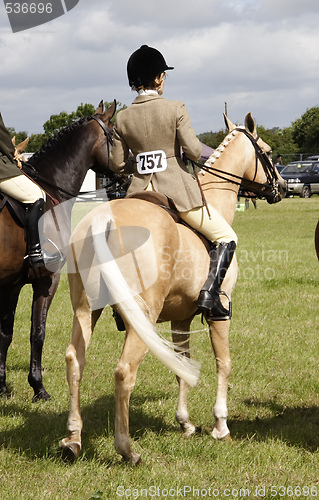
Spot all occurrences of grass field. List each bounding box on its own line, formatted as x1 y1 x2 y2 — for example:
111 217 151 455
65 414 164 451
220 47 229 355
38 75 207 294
0 196 318 499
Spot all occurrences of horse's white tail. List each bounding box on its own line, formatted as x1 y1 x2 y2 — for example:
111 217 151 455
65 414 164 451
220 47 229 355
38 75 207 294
91 213 200 387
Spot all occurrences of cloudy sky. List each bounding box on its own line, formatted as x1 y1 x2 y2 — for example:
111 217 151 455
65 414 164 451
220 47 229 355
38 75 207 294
1 0 319 137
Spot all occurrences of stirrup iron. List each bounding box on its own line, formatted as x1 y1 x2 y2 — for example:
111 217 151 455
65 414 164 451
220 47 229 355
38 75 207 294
205 291 232 321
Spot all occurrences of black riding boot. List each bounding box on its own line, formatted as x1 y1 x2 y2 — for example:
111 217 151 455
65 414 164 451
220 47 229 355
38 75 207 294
25 199 64 269
197 241 236 319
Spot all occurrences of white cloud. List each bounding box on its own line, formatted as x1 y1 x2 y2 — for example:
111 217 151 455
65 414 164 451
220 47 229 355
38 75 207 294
1 0 319 136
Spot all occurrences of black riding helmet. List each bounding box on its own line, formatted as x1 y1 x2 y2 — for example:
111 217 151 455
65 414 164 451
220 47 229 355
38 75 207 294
127 45 174 88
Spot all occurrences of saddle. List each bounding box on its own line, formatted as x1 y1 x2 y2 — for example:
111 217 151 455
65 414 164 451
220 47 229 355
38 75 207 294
127 191 180 222
127 191 210 251
0 192 26 227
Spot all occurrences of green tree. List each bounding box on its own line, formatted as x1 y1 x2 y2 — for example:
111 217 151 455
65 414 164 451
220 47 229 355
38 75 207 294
43 102 97 137
43 101 126 139
7 127 29 144
23 101 126 153
27 133 48 152
198 125 300 165
256 125 299 165
291 106 319 155
197 129 227 149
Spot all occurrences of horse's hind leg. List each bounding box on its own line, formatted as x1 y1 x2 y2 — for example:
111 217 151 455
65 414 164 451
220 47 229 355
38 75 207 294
29 273 60 401
0 285 22 397
60 274 102 461
209 320 231 440
114 325 148 465
172 319 197 438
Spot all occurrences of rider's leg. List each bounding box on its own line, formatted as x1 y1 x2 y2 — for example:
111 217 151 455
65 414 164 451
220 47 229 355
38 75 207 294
0 175 64 268
0 174 45 204
179 205 237 318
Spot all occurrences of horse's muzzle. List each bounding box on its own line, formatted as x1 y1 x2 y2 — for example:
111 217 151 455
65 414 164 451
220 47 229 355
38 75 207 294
266 179 287 204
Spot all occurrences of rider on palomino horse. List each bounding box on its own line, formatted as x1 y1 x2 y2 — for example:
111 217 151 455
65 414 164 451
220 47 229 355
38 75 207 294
0 112 64 268
110 45 237 320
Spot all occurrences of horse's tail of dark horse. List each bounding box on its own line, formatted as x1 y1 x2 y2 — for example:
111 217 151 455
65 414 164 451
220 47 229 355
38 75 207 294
91 213 200 387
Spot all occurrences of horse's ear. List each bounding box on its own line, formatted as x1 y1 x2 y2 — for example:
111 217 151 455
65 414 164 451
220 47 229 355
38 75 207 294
95 100 104 114
17 137 29 153
244 113 257 138
12 136 16 146
103 99 117 122
223 113 236 132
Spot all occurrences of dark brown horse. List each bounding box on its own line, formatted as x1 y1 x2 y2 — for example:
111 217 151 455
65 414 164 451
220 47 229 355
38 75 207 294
0 100 116 401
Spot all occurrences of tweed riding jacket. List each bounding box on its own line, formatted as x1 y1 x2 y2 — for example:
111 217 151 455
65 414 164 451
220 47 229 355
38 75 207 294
109 94 203 212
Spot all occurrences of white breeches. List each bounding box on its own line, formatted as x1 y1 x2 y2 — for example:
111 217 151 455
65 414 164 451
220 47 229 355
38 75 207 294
179 204 237 244
0 174 46 204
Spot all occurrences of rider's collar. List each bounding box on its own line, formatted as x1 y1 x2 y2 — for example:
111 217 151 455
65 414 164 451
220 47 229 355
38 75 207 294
137 89 159 96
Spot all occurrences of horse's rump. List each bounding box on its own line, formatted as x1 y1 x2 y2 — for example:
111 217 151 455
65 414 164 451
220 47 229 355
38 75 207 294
68 198 209 319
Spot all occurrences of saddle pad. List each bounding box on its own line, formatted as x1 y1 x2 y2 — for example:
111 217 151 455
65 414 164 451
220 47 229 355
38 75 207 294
0 192 26 227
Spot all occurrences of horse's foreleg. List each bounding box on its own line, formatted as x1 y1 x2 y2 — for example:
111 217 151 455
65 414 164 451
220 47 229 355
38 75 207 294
0 286 22 397
114 326 148 465
209 321 232 440
171 319 197 438
29 273 60 401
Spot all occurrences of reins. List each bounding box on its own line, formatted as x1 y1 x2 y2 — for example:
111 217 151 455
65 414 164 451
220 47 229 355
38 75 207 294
22 162 78 200
192 127 281 202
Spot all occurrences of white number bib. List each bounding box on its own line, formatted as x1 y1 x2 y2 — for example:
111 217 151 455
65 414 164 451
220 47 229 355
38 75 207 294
136 150 167 174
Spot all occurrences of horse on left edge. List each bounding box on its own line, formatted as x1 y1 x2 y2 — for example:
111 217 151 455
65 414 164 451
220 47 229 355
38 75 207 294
0 100 116 401
315 220 319 261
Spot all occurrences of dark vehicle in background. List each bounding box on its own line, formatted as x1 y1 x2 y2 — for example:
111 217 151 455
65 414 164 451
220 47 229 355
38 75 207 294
274 164 285 174
280 160 319 198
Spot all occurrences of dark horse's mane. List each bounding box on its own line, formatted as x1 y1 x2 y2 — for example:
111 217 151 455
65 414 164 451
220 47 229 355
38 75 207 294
28 116 94 168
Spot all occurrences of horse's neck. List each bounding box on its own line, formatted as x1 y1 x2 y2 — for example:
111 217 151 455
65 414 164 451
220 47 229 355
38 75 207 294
32 123 94 201
199 133 249 225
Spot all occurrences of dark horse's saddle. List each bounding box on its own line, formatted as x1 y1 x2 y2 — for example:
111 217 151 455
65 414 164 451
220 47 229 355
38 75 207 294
0 192 26 227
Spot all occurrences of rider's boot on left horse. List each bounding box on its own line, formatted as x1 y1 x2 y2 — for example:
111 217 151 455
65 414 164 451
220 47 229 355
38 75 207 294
197 241 236 319
25 199 64 268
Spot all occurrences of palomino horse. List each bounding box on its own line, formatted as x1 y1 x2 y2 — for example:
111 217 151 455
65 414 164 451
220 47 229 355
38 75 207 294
0 100 116 401
60 113 286 464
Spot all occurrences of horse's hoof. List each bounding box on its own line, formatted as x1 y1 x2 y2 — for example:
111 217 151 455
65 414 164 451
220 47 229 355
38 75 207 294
183 426 197 439
125 453 142 466
60 442 81 463
0 387 11 399
32 390 51 402
211 428 232 441
222 433 232 442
